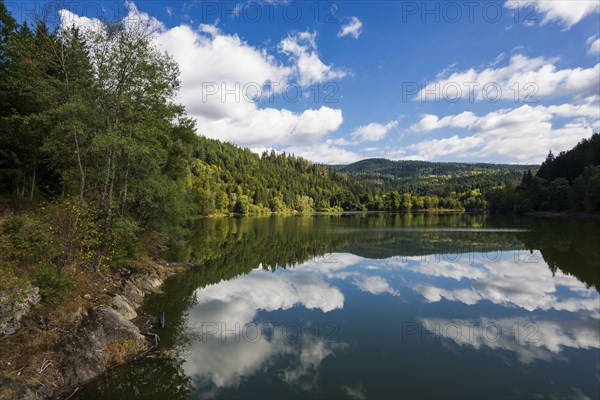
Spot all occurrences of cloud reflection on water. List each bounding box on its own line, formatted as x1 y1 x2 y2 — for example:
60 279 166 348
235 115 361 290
181 249 599 395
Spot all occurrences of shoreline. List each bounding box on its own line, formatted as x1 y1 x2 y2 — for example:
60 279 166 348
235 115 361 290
205 208 471 218
527 211 600 220
0 258 190 400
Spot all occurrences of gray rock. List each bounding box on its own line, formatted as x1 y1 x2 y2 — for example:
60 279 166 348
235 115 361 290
112 294 137 320
122 280 145 307
0 287 42 337
135 275 164 294
96 306 145 343
26 287 41 307
13 262 174 398
60 306 146 387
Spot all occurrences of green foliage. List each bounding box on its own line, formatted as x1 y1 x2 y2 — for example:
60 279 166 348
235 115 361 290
2 213 24 236
110 216 142 266
329 158 521 211
537 135 600 183
40 197 103 269
33 262 71 303
1 212 54 268
544 178 570 211
295 195 314 213
335 158 533 199
0 4 199 270
188 138 373 214
186 137 495 214
489 134 600 213
233 195 251 215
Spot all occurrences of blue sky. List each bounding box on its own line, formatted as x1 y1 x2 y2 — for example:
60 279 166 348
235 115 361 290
14 0 600 163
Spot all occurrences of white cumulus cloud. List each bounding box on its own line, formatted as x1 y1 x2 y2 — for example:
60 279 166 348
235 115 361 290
353 275 399 296
158 25 346 148
410 112 477 133
407 100 600 162
279 30 347 87
505 0 600 29
419 53 600 102
350 120 398 142
411 255 600 315
419 316 600 364
587 34 600 55
283 143 362 164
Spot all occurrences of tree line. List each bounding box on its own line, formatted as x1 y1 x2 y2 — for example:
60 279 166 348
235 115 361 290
188 136 493 215
488 134 600 213
335 158 533 201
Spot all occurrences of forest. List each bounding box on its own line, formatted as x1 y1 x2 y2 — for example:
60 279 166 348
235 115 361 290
334 159 534 196
186 136 506 215
488 134 600 213
2 3 600 399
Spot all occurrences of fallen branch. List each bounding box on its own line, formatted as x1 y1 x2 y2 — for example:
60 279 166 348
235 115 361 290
65 387 79 400
11 367 25 375
38 359 52 374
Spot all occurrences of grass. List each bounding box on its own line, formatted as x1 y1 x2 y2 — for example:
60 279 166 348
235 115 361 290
105 339 147 365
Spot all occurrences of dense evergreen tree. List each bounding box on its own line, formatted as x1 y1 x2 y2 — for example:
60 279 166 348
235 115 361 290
1 4 197 273
489 134 600 213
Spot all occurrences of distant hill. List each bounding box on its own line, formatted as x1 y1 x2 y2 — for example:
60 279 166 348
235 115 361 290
331 159 537 197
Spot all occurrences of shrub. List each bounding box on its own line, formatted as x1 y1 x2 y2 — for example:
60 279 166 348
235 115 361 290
33 263 71 304
2 214 25 236
109 216 142 267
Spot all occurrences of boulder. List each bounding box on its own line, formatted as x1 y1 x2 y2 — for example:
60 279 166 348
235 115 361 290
0 287 41 337
112 294 137 320
122 280 145 307
59 306 146 386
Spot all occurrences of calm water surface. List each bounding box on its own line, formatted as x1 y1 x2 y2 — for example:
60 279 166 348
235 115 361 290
78 213 600 399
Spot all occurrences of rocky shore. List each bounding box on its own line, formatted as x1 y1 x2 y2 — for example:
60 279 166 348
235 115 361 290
0 260 187 400
1 288 42 337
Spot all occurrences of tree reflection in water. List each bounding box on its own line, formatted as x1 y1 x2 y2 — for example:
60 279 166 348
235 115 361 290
75 213 600 399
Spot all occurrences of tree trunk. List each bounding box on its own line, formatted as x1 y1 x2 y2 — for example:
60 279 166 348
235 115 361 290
73 132 85 205
106 150 117 228
121 156 130 212
29 161 36 201
101 148 112 207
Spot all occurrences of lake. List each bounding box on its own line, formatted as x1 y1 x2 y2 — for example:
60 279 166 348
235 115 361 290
76 213 600 399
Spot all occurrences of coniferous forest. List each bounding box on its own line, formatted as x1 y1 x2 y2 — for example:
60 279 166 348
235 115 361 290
488 134 600 213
